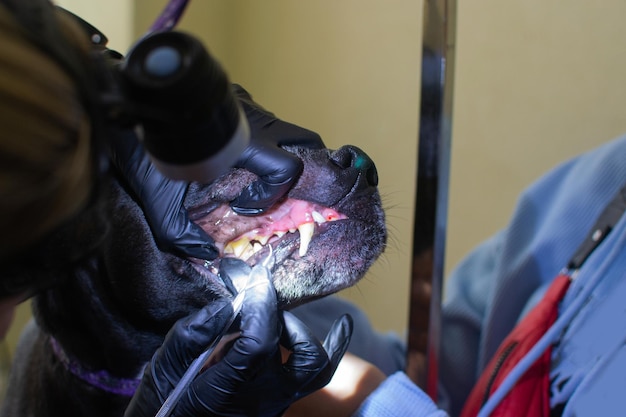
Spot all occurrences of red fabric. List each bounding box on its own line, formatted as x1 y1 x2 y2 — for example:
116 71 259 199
460 273 571 417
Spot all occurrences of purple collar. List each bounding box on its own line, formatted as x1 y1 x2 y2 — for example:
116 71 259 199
49 337 142 397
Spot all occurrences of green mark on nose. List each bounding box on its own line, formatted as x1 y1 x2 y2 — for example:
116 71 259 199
354 154 371 169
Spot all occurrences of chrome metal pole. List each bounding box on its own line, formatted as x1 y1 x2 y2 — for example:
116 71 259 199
406 0 457 400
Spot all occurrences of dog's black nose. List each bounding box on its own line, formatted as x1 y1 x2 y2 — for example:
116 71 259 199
330 145 379 187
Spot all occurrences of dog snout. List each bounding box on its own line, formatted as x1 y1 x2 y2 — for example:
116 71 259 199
330 145 379 188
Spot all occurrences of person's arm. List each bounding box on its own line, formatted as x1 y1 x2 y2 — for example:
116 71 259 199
285 357 449 417
284 352 387 417
353 372 449 417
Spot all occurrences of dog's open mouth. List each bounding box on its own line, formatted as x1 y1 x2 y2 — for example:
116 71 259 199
188 198 346 272
176 145 385 305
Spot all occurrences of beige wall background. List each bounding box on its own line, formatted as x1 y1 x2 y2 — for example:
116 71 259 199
7 1 626 354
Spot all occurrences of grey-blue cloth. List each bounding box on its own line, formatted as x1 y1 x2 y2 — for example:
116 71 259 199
347 134 626 416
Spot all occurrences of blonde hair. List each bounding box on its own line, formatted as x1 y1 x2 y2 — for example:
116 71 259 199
0 5 94 262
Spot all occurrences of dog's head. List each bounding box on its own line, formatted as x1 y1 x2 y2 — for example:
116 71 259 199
101 142 386 328
31 119 385 377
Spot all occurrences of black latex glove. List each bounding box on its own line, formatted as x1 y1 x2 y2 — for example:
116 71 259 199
109 130 219 260
230 84 326 215
124 261 353 417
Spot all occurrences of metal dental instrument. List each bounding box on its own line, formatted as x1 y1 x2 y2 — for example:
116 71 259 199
155 249 274 417
154 291 246 417
406 0 457 401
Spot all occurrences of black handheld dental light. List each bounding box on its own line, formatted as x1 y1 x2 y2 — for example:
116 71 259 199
119 30 249 183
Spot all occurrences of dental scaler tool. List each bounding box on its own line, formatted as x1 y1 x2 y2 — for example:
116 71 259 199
155 250 274 417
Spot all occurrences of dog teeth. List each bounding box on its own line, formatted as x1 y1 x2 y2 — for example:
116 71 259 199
240 243 257 260
223 208 344 260
312 211 326 224
224 237 250 258
257 235 271 245
297 222 315 257
252 242 264 254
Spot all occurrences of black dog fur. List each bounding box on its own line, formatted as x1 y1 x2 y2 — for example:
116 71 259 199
1 144 386 417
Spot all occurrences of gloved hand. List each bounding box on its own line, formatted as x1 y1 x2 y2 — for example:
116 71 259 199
229 84 326 215
107 84 326 257
124 260 353 417
108 84 327 256
57 9 215 260
108 129 219 260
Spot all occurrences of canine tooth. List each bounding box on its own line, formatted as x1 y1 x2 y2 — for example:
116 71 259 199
223 244 234 254
224 238 251 258
312 211 326 224
234 244 250 259
289 228 297 234
240 244 256 260
274 231 285 238
298 222 314 257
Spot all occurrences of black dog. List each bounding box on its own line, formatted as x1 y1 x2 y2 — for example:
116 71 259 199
1 142 386 416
